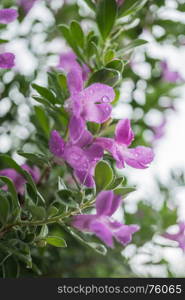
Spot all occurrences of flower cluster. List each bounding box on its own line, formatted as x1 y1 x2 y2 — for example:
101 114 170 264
48 50 154 247
49 51 154 186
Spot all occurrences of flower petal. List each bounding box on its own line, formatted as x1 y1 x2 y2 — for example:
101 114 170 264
69 116 85 143
22 165 40 184
96 190 114 216
81 83 115 104
83 102 112 123
0 168 25 194
115 119 134 146
72 214 95 231
49 130 65 158
75 129 93 148
114 224 140 245
75 170 95 187
90 220 114 248
84 144 104 162
96 137 125 168
64 145 89 171
67 68 83 95
0 9 18 24
124 146 154 169
58 51 77 72
0 53 15 69
108 194 122 216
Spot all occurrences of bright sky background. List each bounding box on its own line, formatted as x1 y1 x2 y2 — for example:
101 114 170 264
0 0 185 276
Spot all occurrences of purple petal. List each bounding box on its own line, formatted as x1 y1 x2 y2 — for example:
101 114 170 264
0 9 18 24
58 51 79 73
69 116 85 143
81 83 115 104
75 170 95 188
115 119 134 146
84 144 104 162
96 190 114 216
0 168 25 195
95 137 115 153
0 53 15 69
114 224 140 246
64 145 89 171
22 164 40 183
72 214 95 231
19 0 38 13
95 137 125 168
75 129 93 148
49 130 65 158
163 222 185 251
83 102 112 123
79 83 115 123
108 194 122 216
124 146 154 169
90 220 114 248
67 68 83 95
82 63 90 81
161 61 183 83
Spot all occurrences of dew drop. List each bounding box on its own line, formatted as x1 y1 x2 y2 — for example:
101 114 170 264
101 95 110 103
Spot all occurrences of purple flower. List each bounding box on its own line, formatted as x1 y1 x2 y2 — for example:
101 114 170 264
0 164 40 195
72 190 139 248
58 51 115 142
160 61 183 83
163 222 185 252
67 72 115 141
0 52 15 69
49 127 103 187
0 9 18 24
58 51 90 82
96 119 154 169
18 0 38 13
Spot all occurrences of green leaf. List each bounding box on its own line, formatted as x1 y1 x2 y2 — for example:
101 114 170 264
117 39 147 56
82 0 95 10
88 68 120 87
108 177 124 190
46 236 67 247
118 0 148 18
0 176 20 210
0 195 10 225
106 59 124 73
70 20 84 49
47 206 59 218
62 224 107 255
96 0 117 40
34 106 50 137
57 190 78 208
95 161 113 192
17 151 50 167
32 83 56 105
29 206 46 220
114 187 136 198
0 39 9 44
103 49 116 64
87 122 100 135
58 25 82 59
57 73 68 93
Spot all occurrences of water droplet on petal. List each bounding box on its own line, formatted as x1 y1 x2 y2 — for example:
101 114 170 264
101 96 110 103
104 106 111 113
